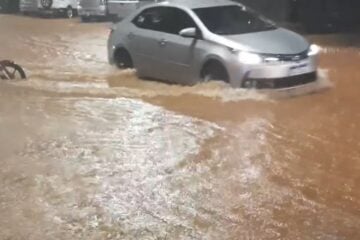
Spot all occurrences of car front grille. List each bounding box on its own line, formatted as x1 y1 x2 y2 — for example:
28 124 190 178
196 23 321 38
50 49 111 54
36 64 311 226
243 72 317 89
264 50 309 62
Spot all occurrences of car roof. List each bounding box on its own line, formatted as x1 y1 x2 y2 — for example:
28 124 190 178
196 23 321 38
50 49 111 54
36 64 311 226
158 0 242 9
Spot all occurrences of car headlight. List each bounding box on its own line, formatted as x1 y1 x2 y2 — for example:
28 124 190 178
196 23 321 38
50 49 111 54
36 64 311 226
308 44 320 56
238 52 263 64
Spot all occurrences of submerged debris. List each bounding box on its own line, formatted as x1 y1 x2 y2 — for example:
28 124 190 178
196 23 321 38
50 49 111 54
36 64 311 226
0 60 26 80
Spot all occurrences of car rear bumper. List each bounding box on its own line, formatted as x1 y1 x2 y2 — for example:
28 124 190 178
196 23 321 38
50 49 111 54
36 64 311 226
27 8 67 14
78 7 106 17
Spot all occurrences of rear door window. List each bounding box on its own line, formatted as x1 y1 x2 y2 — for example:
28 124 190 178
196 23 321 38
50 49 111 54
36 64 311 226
158 7 197 34
132 7 197 34
132 7 165 31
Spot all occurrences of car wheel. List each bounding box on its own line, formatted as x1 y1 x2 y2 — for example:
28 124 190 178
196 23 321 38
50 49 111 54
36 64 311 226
114 49 133 69
201 61 229 83
66 6 74 19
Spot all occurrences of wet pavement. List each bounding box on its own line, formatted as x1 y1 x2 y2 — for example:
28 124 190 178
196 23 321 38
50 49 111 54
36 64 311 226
0 15 359 240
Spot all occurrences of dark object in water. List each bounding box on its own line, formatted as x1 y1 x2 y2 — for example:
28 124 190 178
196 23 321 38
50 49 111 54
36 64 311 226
0 60 27 80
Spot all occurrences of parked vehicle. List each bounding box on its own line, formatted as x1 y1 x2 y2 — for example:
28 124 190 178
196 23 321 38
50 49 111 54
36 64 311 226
107 0 139 21
78 0 159 22
108 0 319 89
78 0 107 22
19 0 78 18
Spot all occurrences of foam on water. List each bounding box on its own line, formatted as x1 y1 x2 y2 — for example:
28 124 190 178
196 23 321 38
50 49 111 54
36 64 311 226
29 113 340 239
12 97 223 239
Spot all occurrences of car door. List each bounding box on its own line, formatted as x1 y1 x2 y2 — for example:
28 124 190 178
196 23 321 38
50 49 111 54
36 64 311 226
154 7 200 84
128 7 168 79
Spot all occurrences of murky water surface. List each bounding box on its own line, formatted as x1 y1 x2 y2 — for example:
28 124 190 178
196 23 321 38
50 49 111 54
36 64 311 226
0 15 359 240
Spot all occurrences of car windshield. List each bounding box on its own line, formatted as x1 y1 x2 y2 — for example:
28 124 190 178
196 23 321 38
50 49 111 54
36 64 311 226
193 5 277 35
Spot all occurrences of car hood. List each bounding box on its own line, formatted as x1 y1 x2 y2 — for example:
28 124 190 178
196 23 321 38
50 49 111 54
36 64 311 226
215 28 310 54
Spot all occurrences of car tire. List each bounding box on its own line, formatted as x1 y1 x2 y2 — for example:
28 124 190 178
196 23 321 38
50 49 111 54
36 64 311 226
114 49 133 69
201 61 229 83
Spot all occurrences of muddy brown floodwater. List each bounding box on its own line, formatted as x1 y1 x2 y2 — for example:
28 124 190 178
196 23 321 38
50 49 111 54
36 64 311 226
0 15 359 240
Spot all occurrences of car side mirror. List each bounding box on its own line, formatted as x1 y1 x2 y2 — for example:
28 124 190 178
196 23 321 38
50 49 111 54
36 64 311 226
179 27 197 38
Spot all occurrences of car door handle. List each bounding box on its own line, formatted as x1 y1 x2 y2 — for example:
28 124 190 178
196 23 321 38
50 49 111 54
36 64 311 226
158 39 167 47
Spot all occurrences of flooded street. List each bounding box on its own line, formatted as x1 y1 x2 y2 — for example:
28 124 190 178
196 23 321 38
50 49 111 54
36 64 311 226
0 15 359 239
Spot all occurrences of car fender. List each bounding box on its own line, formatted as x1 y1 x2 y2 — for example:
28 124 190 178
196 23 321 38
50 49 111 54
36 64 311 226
201 51 247 88
109 43 127 64
200 54 230 77
108 21 134 64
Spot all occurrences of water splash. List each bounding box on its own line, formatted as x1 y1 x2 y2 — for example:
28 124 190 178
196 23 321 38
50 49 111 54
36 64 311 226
9 67 331 103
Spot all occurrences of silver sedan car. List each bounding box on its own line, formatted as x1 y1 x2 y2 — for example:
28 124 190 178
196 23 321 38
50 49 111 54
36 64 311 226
108 0 320 89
